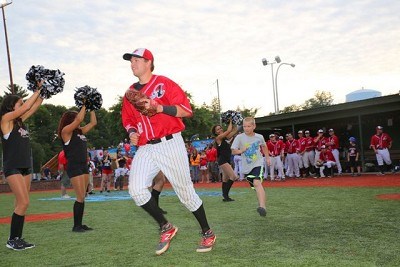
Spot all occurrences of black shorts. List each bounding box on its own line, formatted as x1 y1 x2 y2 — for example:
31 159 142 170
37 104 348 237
66 162 89 178
245 166 264 187
349 157 360 168
4 168 31 178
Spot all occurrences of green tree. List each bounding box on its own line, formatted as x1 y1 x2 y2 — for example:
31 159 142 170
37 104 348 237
280 90 333 113
0 84 29 103
281 104 302 113
105 97 127 144
302 91 333 110
236 106 259 118
31 140 46 173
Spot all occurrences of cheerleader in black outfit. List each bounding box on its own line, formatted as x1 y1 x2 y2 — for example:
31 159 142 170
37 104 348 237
211 119 238 202
57 105 97 232
1 87 43 250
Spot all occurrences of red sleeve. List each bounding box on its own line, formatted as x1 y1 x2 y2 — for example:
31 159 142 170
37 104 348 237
370 136 377 147
334 136 340 147
164 78 193 117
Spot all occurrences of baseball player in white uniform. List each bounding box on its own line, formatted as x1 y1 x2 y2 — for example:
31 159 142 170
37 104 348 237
121 48 216 255
370 126 394 175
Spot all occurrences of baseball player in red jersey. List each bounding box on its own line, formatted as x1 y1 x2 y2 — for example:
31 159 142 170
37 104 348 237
370 126 394 175
316 145 336 177
121 48 215 255
267 134 285 181
327 129 342 175
313 129 327 178
303 130 316 176
284 133 301 178
297 130 307 178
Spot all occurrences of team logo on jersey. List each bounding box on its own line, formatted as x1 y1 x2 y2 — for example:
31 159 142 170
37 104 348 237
150 83 165 99
137 123 143 134
18 127 29 138
77 134 87 142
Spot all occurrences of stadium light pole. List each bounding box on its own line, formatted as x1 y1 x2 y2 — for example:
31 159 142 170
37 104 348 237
275 62 295 113
1 0 13 93
262 56 281 114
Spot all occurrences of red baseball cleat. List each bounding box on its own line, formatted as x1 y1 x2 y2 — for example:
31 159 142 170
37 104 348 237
155 223 178 255
196 229 216 253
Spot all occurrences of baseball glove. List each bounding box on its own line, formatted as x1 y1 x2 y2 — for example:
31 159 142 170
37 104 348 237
125 89 159 116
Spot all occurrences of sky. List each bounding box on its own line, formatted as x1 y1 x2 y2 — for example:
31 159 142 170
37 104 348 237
0 0 399 117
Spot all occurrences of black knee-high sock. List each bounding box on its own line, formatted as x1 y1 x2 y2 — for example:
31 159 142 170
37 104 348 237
151 189 161 207
10 213 24 239
222 182 228 198
387 164 393 172
141 197 167 228
73 201 85 227
192 204 210 233
379 165 385 173
226 179 234 195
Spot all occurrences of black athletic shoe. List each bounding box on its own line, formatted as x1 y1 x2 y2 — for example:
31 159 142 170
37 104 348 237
222 197 235 202
257 207 267 217
72 226 86 233
81 225 93 231
19 238 35 249
6 237 35 251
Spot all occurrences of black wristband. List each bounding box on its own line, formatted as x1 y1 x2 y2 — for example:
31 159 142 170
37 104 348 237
128 128 136 136
162 105 177 116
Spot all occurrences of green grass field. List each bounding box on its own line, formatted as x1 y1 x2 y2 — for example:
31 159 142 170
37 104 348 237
0 186 399 267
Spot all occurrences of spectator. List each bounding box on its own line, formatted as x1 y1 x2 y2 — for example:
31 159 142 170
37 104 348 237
199 150 209 183
58 150 71 199
100 150 112 193
87 156 96 194
205 143 218 183
114 155 129 190
190 148 201 183
43 166 52 180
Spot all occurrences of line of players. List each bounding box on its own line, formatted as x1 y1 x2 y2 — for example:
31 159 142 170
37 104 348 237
264 128 342 180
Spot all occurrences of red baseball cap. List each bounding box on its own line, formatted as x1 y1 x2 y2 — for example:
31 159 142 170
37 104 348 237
123 48 154 61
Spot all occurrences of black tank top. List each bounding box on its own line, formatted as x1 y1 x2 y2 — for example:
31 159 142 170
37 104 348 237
63 130 87 164
1 123 31 169
216 138 232 165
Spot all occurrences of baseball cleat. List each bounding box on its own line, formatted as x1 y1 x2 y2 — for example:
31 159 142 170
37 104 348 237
72 226 86 233
196 229 216 253
156 223 178 255
257 207 267 217
81 225 93 231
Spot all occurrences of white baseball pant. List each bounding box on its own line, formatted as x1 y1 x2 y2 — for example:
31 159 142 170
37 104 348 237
270 156 284 180
331 149 342 173
128 132 203 212
286 153 300 177
375 148 392 166
303 150 315 168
